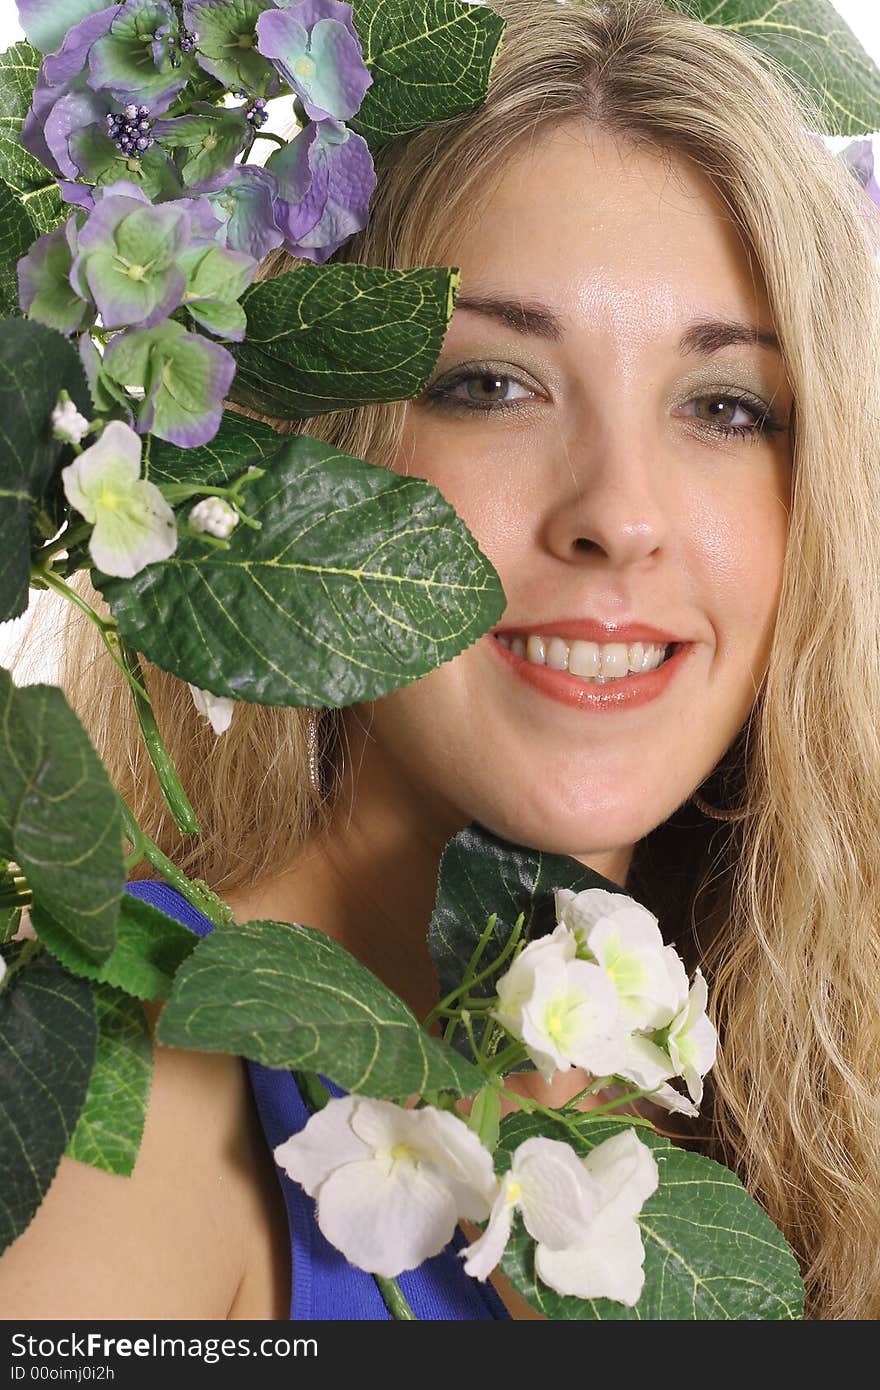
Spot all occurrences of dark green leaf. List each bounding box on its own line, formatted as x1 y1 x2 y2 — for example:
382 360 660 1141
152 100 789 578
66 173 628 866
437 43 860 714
228 262 459 420
0 176 35 316
348 0 506 151
157 918 483 1099
428 823 623 1064
0 667 124 966
0 43 63 236
670 0 880 135
66 983 152 1177
0 316 92 620
143 409 283 491
31 892 199 1001
0 943 97 1253
495 1110 804 1319
97 433 506 708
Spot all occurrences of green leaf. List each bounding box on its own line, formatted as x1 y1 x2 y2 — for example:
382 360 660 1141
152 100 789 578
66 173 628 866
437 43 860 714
0 43 64 236
31 892 199 1001
157 918 484 1100
428 823 623 1064
228 262 460 420
0 175 35 316
494 1110 805 1320
0 316 92 621
0 943 97 1253
670 0 880 136
97 433 506 708
66 982 152 1177
143 408 283 490
0 667 125 967
348 0 506 151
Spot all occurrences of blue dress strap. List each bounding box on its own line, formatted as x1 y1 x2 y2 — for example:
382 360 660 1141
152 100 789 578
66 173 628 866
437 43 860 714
125 879 512 1321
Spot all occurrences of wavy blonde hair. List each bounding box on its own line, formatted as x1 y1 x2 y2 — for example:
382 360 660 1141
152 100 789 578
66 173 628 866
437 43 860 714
15 0 880 1319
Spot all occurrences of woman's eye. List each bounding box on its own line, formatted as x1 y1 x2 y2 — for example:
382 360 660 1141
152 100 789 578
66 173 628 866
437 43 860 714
421 368 539 413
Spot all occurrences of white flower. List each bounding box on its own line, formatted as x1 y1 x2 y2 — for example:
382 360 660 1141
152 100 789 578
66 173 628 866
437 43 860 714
188 683 236 735
274 1095 499 1278
461 1129 658 1307
493 924 628 1082
554 886 688 1030
665 968 717 1105
51 397 90 446
61 421 177 578
188 496 239 539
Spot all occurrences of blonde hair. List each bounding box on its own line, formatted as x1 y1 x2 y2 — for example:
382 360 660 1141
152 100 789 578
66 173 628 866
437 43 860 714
18 0 880 1319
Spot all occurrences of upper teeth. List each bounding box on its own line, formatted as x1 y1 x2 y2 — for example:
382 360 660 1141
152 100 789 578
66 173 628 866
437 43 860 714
496 634 671 680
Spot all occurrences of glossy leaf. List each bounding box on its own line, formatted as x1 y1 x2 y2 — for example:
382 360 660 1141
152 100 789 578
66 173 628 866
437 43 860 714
143 408 283 491
670 0 880 135
227 262 459 420
0 42 63 236
0 317 92 621
495 1110 805 1320
0 175 35 316
157 918 484 1100
348 0 506 151
97 433 506 708
0 944 97 1253
31 892 199 1001
66 983 152 1178
0 667 124 966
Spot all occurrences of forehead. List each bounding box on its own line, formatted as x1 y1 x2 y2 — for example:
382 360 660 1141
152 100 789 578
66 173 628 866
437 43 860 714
437 121 773 345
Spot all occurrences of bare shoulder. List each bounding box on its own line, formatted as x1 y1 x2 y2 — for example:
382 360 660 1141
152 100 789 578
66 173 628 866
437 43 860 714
0 996 288 1319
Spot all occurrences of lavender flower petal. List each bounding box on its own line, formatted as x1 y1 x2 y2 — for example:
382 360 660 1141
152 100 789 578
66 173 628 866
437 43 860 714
269 117 375 263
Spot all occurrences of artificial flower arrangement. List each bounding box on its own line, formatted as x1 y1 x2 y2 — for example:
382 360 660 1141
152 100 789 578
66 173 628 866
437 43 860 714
1 0 878 1321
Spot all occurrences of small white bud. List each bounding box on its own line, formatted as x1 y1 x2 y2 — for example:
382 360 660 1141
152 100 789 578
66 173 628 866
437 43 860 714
188 683 236 735
188 496 239 539
51 398 91 446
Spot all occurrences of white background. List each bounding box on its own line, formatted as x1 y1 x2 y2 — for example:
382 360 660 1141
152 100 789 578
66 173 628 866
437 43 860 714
1 0 879 675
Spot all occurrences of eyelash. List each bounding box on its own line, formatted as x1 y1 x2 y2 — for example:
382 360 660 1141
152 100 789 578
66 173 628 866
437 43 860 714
421 366 788 443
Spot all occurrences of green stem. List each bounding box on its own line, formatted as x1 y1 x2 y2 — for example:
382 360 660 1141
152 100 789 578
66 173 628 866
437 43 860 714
118 639 201 836
426 911 499 1032
32 567 149 700
34 521 92 566
374 1276 417 1320
0 937 45 990
485 1041 527 1076
251 130 287 149
118 798 230 930
0 890 32 910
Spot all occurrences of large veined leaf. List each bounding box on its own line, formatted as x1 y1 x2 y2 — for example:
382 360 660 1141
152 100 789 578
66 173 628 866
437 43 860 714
156 918 484 1100
428 823 622 1064
96 433 506 708
143 410 284 491
0 943 97 1253
0 668 124 966
227 263 459 420
670 0 880 135
347 0 506 151
0 176 35 316
66 983 153 1178
0 316 92 621
495 1111 805 1320
31 893 199 1001
0 42 64 236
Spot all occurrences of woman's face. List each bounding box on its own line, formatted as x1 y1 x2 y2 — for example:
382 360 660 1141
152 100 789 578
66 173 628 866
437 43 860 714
344 121 793 885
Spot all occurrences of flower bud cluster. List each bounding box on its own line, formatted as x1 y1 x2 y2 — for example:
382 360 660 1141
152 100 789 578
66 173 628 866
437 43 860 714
106 105 155 157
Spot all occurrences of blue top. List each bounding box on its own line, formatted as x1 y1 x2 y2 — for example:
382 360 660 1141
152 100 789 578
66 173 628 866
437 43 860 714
126 879 512 1321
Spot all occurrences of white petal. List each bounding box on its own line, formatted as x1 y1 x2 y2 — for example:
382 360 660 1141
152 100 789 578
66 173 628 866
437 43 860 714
273 1094 369 1194
316 1154 458 1277
188 684 235 736
641 1082 699 1117
535 1214 648 1306
520 957 629 1078
459 1172 518 1280
583 1129 659 1224
615 1034 675 1090
493 925 576 1039
87 479 177 579
512 1136 597 1249
416 1106 498 1217
349 1094 417 1152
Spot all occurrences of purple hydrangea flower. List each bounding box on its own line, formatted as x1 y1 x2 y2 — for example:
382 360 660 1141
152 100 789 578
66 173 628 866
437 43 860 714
69 181 192 328
87 0 190 109
102 319 237 446
15 0 116 57
256 0 371 122
205 164 285 260
266 116 376 263
20 1 186 182
17 220 95 335
837 135 880 218
182 0 283 96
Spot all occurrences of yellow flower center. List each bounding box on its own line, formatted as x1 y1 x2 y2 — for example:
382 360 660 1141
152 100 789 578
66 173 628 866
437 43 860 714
388 1141 418 1165
294 56 316 78
126 264 148 281
237 31 254 47
505 1180 522 1205
202 132 218 150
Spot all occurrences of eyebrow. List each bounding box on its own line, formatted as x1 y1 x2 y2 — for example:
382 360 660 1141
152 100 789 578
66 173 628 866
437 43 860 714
453 293 781 355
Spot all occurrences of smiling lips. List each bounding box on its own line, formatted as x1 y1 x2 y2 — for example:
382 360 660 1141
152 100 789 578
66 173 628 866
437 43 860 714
490 630 694 711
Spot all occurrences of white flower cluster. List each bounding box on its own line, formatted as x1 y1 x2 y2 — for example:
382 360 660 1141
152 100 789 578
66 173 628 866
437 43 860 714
275 1093 659 1306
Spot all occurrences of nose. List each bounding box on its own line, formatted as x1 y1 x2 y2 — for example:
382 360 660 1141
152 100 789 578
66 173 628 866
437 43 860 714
539 422 670 571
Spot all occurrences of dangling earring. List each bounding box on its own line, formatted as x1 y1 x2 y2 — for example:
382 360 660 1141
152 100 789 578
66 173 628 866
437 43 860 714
689 786 751 822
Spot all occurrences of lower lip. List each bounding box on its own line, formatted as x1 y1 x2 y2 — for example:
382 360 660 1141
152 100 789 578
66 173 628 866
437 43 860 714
490 638 695 711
